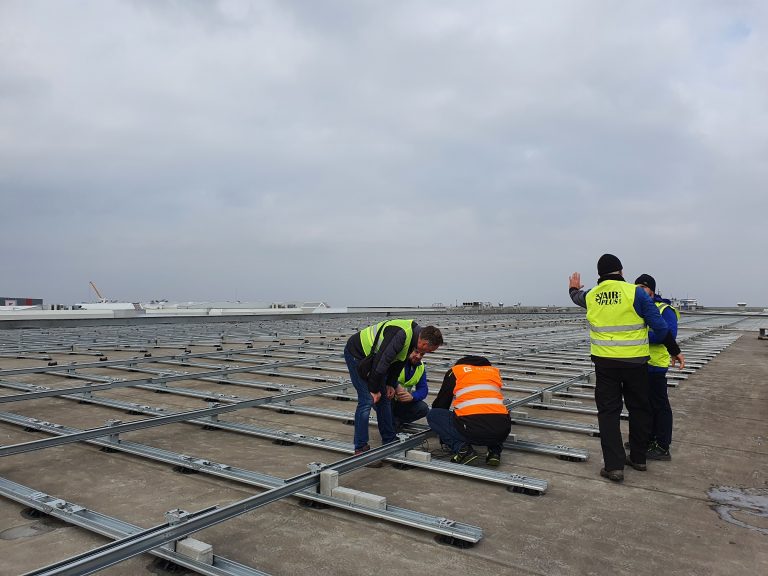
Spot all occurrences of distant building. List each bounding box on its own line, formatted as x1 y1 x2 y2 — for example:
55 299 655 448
1 296 43 307
672 297 699 311
462 301 493 308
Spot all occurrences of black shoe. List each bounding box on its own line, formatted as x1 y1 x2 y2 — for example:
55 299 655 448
485 450 501 467
647 442 671 461
600 468 624 482
451 444 478 465
625 456 647 471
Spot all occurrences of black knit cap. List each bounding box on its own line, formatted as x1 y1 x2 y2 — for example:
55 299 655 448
597 253 623 276
634 274 656 293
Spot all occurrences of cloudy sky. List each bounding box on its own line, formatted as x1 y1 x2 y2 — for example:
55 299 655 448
1 1 765 307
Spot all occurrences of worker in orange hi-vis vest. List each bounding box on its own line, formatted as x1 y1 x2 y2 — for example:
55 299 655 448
427 356 511 466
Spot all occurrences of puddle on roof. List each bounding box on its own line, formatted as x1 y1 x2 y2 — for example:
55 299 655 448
708 486 768 535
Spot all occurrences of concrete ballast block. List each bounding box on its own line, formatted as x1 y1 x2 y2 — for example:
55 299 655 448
175 537 213 565
319 469 339 496
354 491 387 510
405 450 431 462
331 487 361 503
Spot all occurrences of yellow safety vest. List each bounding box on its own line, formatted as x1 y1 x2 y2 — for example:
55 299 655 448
398 362 425 390
586 280 649 358
359 319 414 363
649 302 680 368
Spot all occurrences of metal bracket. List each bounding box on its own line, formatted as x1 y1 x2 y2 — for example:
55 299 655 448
106 419 122 443
164 508 191 525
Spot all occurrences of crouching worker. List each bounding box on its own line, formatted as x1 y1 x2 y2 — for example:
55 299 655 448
392 360 430 431
427 356 511 466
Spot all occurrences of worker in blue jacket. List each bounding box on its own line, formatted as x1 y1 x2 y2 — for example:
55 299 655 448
391 360 430 431
634 274 684 461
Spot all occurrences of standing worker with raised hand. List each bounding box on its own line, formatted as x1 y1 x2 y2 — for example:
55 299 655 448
634 274 684 461
569 254 684 483
344 320 443 456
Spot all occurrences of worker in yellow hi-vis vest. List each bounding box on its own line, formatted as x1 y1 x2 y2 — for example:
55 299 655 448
569 254 684 483
344 320 443 456
634 273 685 461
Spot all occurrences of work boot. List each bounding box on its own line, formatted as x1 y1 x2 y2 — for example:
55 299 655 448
450 444 478 465
625 456 647 471
600 468 624 482
485 449 502 467
647 442 672 461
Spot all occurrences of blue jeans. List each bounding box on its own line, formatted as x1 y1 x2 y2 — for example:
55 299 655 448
344 346 396 450
426 408 468 453
392 399 429 425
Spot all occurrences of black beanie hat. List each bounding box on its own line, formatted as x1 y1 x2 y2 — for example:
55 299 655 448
597 253 623 276
634 274 656 293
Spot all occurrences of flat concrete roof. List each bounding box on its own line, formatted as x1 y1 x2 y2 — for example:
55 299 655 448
0 314 765 575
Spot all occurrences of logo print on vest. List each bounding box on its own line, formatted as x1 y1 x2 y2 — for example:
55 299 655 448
595 291 621 306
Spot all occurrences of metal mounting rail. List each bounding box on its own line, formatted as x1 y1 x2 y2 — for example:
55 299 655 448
0 354 340 404
27 364 588 462
0 344 319 377
0 382 347 457
0 477 272 576
0 412 484 543
3 382 551 493
260 401 587 462
22 434 437 576
508 414 600 436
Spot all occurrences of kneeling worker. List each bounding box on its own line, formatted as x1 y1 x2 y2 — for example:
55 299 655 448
392 360 430 431
427 356 511 466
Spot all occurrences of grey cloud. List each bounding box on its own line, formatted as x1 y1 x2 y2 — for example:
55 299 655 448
1 0 766 306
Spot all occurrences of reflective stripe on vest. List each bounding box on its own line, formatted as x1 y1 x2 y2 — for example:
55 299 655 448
359 319 414 363
398 362 425 390
450 365 508 416
649 302 680 368
586 280 649 358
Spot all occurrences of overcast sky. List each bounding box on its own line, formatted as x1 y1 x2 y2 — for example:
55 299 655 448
1 1 765 307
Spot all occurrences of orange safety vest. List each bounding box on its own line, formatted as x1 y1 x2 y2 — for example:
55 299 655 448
450 365 507 416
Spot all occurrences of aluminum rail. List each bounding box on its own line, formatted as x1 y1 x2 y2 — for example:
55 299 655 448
23 434 434 576
0 344 316 377
0 411 484 543
0 382 551 493
0 477 272 576
0 382 345 457
0 353 339 404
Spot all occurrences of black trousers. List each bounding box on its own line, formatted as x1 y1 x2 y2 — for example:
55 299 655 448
594 362 652 471
648 371 673 449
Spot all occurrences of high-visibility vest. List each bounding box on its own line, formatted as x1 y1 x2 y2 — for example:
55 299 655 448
398 362 425 390
450 364 508 416
649 302 680 368
586 280 650 358
359 319 414 362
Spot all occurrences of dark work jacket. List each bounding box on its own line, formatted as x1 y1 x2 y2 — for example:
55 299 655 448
432 356 511 445
346 321 421 394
